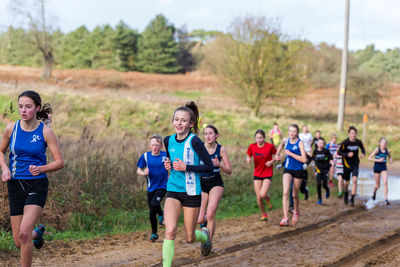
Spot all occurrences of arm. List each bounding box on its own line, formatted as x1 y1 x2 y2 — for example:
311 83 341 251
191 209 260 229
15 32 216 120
218 146 232 175
174 137 213 172
0 124 13 182
136 154 149 176
30 125 64 176
268 130 274 139
137 167 149 176
246 144 252 164
337 142 348 157
359 140 366 158
266 145 277 167
368 148 380 162
163 137 171 170
285 140 307 163
274 139 285 161
388 150 393 164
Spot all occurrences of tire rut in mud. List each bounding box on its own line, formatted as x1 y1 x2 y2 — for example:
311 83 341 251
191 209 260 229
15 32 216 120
150 207 366 267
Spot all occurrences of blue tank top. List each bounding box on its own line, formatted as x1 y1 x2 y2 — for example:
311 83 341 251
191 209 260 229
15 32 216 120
9 120 47 180
374 148 388 167
167 133 202 195
209 143 222 173
284 139 303 171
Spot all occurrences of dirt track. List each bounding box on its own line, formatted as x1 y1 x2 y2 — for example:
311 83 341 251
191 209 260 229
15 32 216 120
1 196 400 267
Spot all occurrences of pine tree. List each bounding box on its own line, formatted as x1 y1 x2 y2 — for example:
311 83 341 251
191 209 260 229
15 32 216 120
113 21 139 71
136 14 180 73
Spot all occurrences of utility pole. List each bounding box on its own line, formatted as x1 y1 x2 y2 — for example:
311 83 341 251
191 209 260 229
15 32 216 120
337 0 350 131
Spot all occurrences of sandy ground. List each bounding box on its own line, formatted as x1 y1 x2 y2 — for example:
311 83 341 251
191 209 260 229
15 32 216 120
1 196 400 267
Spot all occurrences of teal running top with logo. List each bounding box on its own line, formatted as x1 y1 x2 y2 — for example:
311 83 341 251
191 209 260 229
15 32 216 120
167 133 202 195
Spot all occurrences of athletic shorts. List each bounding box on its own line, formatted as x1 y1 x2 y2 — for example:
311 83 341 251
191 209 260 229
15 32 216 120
7 178 49 216
283 169 305 179
201 173 224 194
343 165 359 181
374 163 387 174
147 188 166 207
253 176 272 181
166 191 201 208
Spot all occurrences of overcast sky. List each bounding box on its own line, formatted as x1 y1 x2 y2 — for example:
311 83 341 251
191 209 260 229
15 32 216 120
0 0 399 51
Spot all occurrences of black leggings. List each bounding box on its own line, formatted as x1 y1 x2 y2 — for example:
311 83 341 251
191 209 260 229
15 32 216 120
316 173 329 200
147 189 166 234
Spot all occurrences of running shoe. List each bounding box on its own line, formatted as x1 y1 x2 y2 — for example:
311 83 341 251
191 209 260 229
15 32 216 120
266 195 273 210
317 199 322 205
279 218 289 227
149 233 159 242
260 214 268 221
329 181 335 188
385 200 391 205
158 215 164 228
33 225 45 249
200 227 212 256
372 192 376 201
338 191 343 198
350 197 355 207
292 211 299 226
325 190 330 199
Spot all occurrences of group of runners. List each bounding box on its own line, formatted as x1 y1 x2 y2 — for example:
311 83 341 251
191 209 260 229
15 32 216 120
0 93 393 267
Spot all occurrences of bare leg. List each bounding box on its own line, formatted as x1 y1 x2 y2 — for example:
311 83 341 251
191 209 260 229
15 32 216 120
164 198 182 241
182 206 200 243
254 180 266 215
197 192 208 224
373 172 381 198
292 178 303 213
259 179 272 203
381 171 388 200
282 174 292 219
205 186 224 240
19 205 42 267
351 176 358 196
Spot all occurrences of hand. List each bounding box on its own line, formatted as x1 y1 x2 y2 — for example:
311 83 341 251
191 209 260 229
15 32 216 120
1 168 11 183
378 158 385 162
284 150 292 156
275 155 281 161
360 153 365 159
164 158 171 170
265 160 273 167
390 159 393 164
212 156 220 167
246 157 251 164
348 152 354 158
143 168 149 175
29 165 43 176
173 158 187 171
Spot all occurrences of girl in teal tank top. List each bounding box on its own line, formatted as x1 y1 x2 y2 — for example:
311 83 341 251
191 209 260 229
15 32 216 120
162 101 214 267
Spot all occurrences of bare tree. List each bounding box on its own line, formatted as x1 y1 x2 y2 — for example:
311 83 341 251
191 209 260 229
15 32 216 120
202 15 304 116
9 0 55 79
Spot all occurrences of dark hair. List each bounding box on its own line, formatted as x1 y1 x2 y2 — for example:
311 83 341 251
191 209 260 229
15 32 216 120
289 124 299 134
173 101 199 134
204 125 219 135
254 129 266 138
317 138 326 145
315 130 321 134
273 122 278 126
18 90 52 121
348 126 358 133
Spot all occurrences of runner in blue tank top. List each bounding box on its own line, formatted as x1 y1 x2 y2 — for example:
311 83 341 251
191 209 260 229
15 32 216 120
137 134 168 242
162 101 213 267
0 91 64 267
368 137 393 205
275 124 307 227
197 125 232 243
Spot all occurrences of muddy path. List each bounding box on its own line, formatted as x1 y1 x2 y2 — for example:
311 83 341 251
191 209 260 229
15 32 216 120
2 196 400 267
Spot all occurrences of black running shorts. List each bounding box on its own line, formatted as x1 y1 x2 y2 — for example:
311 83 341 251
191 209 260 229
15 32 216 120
201 173 224 194
7 178 49 216
147 189 166 207
283 169 305 179
343 165 359 181
166 191 201 207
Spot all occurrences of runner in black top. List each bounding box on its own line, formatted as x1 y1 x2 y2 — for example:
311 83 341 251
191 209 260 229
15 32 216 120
338 126 366 206
312 139 333 205
312 130 325 151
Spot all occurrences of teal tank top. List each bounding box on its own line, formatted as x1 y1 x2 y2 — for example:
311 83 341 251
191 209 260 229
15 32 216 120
167 133 202 195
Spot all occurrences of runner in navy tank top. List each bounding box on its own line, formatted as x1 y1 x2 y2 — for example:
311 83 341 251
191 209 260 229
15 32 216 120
368 137 393 205
275 124 307 227
0 91 64 267
198 125 232 243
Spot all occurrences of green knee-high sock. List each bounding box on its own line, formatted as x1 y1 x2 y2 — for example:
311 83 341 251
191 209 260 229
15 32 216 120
162 239 175 267
195 230 207 244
